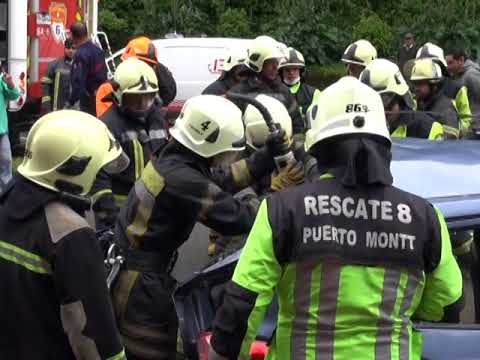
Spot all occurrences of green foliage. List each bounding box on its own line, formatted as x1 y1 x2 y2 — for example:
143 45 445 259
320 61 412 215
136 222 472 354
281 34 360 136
262 1 350 65
307 63 346 89
216 8 251 38
99 0 480 62
353 13 395 58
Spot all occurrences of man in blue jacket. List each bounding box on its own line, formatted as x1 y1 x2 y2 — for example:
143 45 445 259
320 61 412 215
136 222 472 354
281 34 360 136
69 22 107 115
0 68 20 190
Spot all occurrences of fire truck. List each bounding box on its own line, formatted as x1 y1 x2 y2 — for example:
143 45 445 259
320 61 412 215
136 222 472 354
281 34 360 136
1 0 104 153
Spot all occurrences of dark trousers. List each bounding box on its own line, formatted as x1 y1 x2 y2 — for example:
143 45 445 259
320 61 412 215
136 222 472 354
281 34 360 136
113 270 178 360
80 93 97 116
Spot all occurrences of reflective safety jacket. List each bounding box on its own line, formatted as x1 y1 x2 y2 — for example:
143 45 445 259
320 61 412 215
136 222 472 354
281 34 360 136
91 104 168 215
211 177 462 360
228 75 304 134
0 177 125 360
453 60 480 124
417 91 460 139
115 141 259 256
443 78 472 137
287 82 321 126
391 112 444 140
41 57 72 112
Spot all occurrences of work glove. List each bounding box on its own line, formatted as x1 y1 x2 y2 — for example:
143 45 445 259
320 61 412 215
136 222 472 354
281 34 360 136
246 129 291 179
265 128 290 157
270 160 305 192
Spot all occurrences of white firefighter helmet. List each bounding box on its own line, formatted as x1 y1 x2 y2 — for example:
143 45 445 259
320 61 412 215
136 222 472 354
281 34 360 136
243 94 293 150
410 58 443 83
113 57 159 105
279 47 306 69
305 76 390 151
359 58 415 109
416 42 447 68
170 95 246 158
18 110 128 195
246 35 285 72
341 39 377 67
223 46 248 72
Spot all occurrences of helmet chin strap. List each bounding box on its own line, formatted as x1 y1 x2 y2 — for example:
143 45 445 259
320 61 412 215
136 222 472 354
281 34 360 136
283 76 300 86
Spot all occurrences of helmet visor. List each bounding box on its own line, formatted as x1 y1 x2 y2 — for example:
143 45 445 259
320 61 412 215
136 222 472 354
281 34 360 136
103 150 130 174
122 93 156 112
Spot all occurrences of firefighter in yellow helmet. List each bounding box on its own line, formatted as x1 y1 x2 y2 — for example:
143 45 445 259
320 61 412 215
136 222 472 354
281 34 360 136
96 35 176 118
91 58 167 229
112 94 292 359
360 58 444 140
341 39 377 78
410 57 460 139
0 110 128 360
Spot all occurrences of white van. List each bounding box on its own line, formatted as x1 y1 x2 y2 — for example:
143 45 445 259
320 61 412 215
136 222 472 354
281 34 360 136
106 37 251 102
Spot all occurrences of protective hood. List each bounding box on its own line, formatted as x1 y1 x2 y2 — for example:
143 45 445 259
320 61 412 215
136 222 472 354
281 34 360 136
311 135 393 187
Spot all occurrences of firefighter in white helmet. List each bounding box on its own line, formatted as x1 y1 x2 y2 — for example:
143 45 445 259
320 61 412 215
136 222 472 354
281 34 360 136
113 94 292 359
208 77 462 360
91 57 168 229
207 94 304 259
228 35 305 135
360 58 444 140
410 57 460 138
0 110 128 360
341 39 377 78
279 47 321 125
203 46 250 95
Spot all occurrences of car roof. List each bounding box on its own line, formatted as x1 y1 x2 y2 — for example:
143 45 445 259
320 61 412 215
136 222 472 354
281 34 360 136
391 138 480 226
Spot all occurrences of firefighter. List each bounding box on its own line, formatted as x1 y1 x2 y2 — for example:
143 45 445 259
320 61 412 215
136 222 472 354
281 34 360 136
360 58 444 139
228 35 304 135
410 57 460 139
208 77 463 360
91 58 168 229
202 46 250 95
0 110 128 360
416 42 472 137
279 47 321 127
341 39 377 78
69 22 108 115
41 38 75 113
208 94 304 259
96 35 177 118
112 94 291 360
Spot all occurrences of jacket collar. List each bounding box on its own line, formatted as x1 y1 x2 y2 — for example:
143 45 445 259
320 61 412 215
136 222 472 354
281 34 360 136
1 176 58 220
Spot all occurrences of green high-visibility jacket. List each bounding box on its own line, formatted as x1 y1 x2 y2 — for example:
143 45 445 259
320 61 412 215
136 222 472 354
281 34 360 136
210 178 462 360
391 121 444 140
288 82 321 126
